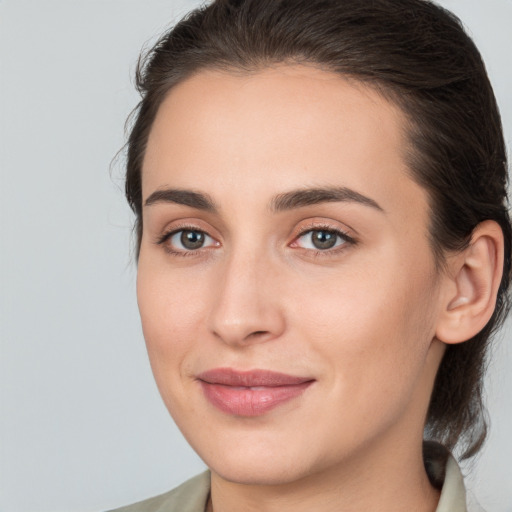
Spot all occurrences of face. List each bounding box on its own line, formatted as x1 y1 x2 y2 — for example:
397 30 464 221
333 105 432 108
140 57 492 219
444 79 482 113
137 65 446 485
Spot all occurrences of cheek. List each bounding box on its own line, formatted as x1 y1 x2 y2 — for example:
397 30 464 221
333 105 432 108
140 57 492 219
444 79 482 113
136 266 210 424
136 259 209 378
291 252 438 397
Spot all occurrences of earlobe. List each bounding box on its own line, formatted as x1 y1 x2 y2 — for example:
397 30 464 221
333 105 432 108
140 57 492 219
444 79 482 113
435 220 504 345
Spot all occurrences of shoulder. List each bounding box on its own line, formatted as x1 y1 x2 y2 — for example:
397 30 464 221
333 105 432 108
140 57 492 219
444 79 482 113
106 471 211 512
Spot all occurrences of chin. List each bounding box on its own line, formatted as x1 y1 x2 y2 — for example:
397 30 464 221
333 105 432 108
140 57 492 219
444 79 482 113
209 457 307 486
196 436 322 486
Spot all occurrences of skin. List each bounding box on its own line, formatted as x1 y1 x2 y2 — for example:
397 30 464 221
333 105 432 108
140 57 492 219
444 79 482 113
137 65 455 512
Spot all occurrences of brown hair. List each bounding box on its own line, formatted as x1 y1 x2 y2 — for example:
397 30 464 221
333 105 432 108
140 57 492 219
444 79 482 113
125 0 511 459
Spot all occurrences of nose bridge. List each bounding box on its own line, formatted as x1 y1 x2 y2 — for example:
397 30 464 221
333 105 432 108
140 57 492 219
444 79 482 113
207 243 285 346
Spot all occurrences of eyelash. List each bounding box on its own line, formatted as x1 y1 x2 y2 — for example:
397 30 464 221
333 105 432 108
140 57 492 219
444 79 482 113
155 224 356 258
156 224 218 258
291 225 356 257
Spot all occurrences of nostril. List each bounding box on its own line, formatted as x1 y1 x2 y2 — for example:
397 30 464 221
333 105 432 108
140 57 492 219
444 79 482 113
248 330 269 338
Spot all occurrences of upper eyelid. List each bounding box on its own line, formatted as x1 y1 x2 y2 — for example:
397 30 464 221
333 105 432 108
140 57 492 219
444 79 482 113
292 215 356 231
292 221 356 240
157 227 214 244
297 226 348 236
156 220 219 242
293 227 355 246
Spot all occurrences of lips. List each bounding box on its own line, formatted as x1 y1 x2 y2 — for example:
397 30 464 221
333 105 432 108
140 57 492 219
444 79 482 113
197 368 314 416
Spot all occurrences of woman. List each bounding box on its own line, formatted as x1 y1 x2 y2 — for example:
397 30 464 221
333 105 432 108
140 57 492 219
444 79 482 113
111 0 511 510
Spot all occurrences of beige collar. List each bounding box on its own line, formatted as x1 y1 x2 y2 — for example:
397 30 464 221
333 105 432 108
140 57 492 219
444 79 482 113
435 454 468 512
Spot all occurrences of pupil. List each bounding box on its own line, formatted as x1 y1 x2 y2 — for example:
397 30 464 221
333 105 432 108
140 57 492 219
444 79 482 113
181 230 204 249
312 231 337 249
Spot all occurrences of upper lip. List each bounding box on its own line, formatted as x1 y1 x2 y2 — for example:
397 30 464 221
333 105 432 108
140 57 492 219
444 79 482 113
197 368 314 387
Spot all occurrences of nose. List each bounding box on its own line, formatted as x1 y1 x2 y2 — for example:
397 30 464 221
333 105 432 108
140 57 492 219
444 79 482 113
207 249 286 347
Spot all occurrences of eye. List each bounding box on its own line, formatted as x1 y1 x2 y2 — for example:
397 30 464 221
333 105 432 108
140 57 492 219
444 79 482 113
159 228 218 253
293 228 352 251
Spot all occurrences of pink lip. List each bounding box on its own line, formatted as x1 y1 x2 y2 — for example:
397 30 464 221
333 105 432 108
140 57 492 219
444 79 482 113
197 368 314 417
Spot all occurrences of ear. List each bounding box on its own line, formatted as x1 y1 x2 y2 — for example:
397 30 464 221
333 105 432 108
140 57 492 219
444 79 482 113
435 220 504 345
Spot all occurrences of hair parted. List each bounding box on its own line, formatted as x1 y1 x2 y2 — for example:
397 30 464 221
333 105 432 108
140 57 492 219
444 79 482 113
125 0 511 459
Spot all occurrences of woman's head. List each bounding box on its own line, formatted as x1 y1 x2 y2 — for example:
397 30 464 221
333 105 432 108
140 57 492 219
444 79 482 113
126 0 511 463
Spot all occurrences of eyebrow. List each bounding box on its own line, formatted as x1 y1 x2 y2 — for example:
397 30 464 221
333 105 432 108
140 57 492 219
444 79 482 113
144 186 383 213
144 188 217 212
269 186 384 213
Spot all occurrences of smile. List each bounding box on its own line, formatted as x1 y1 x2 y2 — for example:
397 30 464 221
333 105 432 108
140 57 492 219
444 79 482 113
197 368 315 417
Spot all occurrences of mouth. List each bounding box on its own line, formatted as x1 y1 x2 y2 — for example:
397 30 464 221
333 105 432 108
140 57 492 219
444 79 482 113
196 368 315 417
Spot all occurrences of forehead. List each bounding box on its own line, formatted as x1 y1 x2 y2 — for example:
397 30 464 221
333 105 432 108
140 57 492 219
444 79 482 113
142 64 428 222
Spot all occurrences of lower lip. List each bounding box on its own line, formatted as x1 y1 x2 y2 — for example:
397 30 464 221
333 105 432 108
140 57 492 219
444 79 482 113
199 381 313 416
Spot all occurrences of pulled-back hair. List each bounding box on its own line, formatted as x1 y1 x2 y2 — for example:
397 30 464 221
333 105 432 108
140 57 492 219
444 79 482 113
125 0 511 459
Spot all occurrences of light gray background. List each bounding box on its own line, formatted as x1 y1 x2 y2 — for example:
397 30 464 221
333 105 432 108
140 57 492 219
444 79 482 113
1 1 511 511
